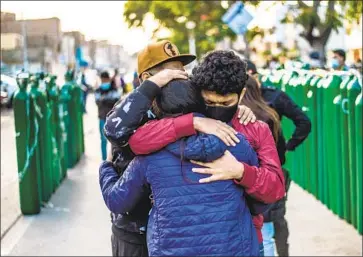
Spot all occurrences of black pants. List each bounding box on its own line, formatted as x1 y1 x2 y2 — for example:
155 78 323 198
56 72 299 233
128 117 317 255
273 217 289 256
111 229 148 257
273 168 291 257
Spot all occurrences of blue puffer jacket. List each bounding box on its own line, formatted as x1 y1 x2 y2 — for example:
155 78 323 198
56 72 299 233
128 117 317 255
100 133 260 256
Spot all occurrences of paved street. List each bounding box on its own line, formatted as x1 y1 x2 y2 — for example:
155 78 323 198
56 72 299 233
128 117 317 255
1 95 362 256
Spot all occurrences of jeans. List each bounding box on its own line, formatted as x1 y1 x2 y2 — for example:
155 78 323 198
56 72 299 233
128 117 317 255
99 119 107 160
262 222 275 256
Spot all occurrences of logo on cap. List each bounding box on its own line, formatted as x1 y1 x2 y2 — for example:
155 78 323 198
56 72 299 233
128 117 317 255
164 42 179 57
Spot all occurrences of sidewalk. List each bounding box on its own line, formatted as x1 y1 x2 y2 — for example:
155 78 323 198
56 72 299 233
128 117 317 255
286 183 362 256
1 99 111 256
1 108 21 238
1 96 362 256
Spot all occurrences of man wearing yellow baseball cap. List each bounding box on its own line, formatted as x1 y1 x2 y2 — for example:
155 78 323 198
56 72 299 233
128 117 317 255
100 41 190 257
137 40 196 78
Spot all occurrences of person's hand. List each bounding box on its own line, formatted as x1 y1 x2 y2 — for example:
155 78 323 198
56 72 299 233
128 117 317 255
237 105 256 125
191 150 244 183
147 69 188 88
107 145 113 162
193 117 240 146
237 88 257 125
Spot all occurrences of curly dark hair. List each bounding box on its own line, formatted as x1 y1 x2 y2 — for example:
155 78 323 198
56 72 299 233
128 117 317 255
191 50 248 95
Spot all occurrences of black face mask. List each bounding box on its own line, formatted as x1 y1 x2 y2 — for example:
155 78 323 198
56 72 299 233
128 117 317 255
205 104 238 123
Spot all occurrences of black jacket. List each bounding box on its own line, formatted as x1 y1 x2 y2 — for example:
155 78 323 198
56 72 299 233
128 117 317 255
261 85 311 222
95 87 121 120
102 81 161 238
261 86 312 165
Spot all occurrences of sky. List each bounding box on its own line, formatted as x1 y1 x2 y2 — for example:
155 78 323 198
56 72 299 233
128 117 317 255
1 1 155 55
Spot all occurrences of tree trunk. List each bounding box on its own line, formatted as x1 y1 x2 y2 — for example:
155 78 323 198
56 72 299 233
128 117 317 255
311 39 326 68
243 33 250 59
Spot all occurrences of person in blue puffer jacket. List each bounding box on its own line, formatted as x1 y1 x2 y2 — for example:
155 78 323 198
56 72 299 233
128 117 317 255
100 79 260 256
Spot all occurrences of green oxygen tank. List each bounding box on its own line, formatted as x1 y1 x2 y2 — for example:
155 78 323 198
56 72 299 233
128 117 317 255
338 74 355 222
321 74 343 214
13 73 41 214
346 76 362 227
315 75 327 204
29 74 53 202
45 75 62 190
355 93 362 234
71 78 85 160
60 71 77 169
306 74 321 197
293 72 306 188
300 72 314 193
58 91 68 180
280 71 297 175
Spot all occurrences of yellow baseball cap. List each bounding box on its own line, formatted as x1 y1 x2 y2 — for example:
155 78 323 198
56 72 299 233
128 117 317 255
137 40 196 76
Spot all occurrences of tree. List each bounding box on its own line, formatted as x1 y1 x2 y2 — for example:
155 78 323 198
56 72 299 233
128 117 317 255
283 0 362 65
124 1 362 65
244 25 265 59
123 1 260 57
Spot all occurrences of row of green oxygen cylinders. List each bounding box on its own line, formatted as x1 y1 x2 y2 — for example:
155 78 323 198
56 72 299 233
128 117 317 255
13 71 85 214
261 68 362 234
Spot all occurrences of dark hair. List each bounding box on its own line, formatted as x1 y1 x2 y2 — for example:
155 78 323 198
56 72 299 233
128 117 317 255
152 80 204 185
191 50 248 95
333 49 346 61
152 79 203 119
309 51 320 60
100 71 110 79
246 59 258 75
241 75 280 142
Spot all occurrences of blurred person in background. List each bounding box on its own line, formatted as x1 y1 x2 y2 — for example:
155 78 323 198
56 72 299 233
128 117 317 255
95 71 121 160
308 51 323 70
120 73 126 92
79 61 92 113
246 60 312 256
278 56 287 70
38 71 46 91
132 70 140 89
269 57 279 70
331 49 349 71
111 68 126 93
351 58 362 73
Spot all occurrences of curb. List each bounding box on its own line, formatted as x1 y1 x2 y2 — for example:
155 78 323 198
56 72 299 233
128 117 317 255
1 213 22 240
